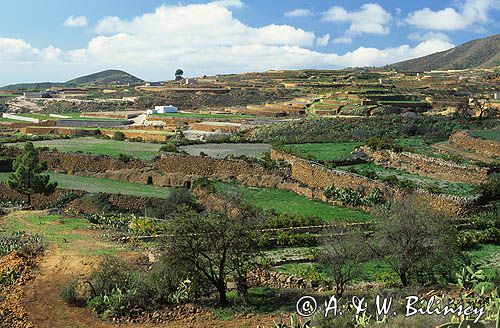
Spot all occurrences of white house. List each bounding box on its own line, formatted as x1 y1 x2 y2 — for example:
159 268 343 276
154 105 178 113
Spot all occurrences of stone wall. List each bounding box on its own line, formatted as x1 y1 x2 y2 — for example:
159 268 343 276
271 149 476 216
0 183 165 213
20 126 99 136
361 146 489 184
248 269 319 290
449 130 500 158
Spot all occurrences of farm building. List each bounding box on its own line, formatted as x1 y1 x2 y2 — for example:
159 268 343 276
146 105 179 115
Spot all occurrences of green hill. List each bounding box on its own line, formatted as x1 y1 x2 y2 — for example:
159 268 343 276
65 69 143 86
389 34 500 71
1 69 143 90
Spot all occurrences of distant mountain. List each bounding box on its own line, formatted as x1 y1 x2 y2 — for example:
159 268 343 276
1 69 143 90
389 34 500 71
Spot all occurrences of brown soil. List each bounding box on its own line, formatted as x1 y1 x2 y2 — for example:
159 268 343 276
1 211 281 328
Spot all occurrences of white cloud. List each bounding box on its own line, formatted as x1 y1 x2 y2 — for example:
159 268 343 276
212 0 245 8
316 33 330 47
0 37 61 62
284 9 313 18
406 0 500 31
0 1 456 84
407 31 451 43
323 3 391 35
333 36 353 44
64 15 88 27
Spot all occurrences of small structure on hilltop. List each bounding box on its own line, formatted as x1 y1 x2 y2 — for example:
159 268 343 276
146 105 179 115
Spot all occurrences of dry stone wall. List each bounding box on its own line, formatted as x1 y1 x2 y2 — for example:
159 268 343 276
449 131 500 158
271 149 476 216
361 146 489 184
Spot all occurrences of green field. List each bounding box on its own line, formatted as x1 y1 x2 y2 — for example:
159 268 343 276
8 137 163 159
0 172 172 199
179 143 270 158
280 142 363 161
215 182 372 222
13 113 124 121
153 112 255 120
469 129 500 142
339 163 477 196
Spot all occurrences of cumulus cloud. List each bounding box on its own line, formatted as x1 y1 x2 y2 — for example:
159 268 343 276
0 1 457 84
406 0 500 31
316 33 330 47
323 3 391 35
64 15 88 27
0 37 61 62
407 31 451 43
333 36 353 44
284 9 314 18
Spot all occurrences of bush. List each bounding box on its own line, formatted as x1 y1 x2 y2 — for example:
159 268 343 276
51 191 79 209
0 232 44 257
112 131 125 141
477 173 500 203
159 143 178 153
118 153 132 163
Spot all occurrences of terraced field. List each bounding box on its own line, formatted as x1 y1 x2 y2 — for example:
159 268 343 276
338 162 478 196
215 182 373 222
7 137 163 159
0 172 172 198
180 143 270 158
280 142 363 161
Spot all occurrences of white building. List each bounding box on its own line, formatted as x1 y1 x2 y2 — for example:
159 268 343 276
146 105 179 115
155 105 178 113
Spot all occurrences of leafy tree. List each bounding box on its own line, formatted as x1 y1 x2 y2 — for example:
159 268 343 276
162 194 263 306
371 197 460 286
175 69 184 81
320 228 368 297
7 142 57 206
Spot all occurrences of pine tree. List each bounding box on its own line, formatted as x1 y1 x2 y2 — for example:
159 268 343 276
7 142 57 206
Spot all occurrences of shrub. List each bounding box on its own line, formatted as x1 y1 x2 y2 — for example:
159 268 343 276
159 143 178 153
477 173 500 204
112 131 125 141
118 153 132 163
0 232 44 257
51 191 79 209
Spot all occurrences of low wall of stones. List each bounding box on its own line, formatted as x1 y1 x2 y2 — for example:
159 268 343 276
449 130 500 158
270 149 476 217
0 183 165 213
20 126 99 136
101 130 172 142
361 146 489 184
248 269 319 290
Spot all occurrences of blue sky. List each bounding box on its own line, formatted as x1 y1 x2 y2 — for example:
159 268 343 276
0 0 498 85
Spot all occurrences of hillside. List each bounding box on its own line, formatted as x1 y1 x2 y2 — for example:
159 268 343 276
1 69 143 90
390 34 500 71
65 69 143 86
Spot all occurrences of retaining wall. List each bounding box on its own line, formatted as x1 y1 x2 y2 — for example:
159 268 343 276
361 146 489 184
449 131 500 158
270 149 476 216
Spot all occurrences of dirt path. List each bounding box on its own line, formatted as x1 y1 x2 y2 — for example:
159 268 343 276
432 141 495 163
1 211 279 328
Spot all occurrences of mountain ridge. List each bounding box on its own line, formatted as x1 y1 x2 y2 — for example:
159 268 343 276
1 69 143 90
389 34 500 71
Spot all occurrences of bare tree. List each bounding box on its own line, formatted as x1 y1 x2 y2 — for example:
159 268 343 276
371 197 460 287
320 228 368 297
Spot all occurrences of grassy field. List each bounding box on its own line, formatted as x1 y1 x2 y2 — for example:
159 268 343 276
8 137 163 159
280 142 363 161
13 113 124 121
469 129 500 141
0 172 172 199
338 163 478 196
215 182 372 222
153 112 255 120
179 143 270 158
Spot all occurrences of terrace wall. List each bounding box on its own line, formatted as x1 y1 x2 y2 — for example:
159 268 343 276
0 183 165 213
449 131 500 158
361 146 489 184
270 149 476 216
